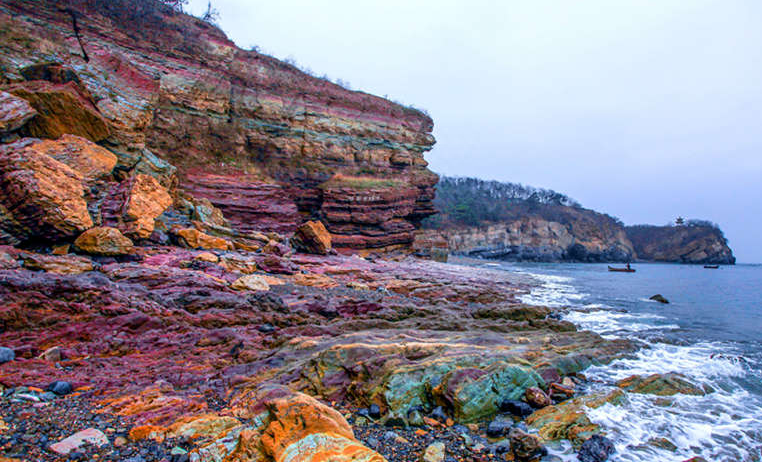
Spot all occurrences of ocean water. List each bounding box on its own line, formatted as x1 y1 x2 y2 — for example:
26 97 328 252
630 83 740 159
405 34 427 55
483 261 762 462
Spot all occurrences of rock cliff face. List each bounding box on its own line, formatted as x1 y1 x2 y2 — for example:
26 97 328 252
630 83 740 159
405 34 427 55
440 213 635 262
0 0 436 251
626 224 735 264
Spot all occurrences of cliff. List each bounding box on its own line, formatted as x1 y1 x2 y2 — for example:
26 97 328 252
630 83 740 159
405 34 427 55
423 177 635 262
626 224 736 264
0 0 437 251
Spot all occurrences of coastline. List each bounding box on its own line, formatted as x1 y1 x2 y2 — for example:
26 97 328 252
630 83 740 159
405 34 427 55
0 246 638 462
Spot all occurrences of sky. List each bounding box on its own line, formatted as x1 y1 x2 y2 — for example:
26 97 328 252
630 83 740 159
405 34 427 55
186 0 762 263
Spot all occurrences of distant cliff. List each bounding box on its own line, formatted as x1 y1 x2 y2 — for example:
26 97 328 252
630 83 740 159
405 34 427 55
422 177 735 264
626 223 735 264
422 177 635 262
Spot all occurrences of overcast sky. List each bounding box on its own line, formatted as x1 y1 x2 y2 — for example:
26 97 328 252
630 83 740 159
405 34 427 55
186 0 762 263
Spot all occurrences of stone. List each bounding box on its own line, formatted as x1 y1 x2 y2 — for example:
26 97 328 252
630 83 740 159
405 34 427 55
27 135 117 182
615 373 705 396
74 227 134 256
0 252 19 269
48 428 109 455
47 381 73 395
577 435 615 462
0 139 93 241
421 441 446 462
649 294 669 304
7 81 110 142
0 347 14 364
499 399 535 418
525 386 552 408
486 418 512 438
509 428 546 461
22 253 94 274
0 90 37 134
51 244 70 255
231 275 270 292
291 220 332 255
173 228 231 250
40 346 63 362
121 174 173 239
368 404 382 419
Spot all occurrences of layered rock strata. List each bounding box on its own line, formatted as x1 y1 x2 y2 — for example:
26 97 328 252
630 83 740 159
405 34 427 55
0 0 437 250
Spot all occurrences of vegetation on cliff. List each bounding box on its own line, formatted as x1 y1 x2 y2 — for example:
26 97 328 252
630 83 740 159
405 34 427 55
626 223 735 264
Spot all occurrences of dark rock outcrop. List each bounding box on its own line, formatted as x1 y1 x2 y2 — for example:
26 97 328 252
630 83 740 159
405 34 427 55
626 224 735 264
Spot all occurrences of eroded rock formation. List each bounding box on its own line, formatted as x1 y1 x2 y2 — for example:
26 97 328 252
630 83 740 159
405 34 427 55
0 0 437 251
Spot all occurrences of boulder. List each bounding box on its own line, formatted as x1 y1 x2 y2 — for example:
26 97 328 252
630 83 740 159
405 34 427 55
0 139 92 242
121 174 173 239
577 435 615 462
74 227 134 256
615 373 705 396
231 275 270 292
30 134 117 182
649 294 669 304
291 220 332 255
260 392 384 462
0 90 37 134
174 228 232 250
527 389 625 447
7 81 110 142
525 386 552 408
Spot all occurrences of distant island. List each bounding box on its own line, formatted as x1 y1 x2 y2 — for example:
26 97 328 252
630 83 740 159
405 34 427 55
419 176 735 264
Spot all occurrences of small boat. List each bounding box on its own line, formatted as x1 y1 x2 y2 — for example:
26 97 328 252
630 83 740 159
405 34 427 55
703 265 720 269
608 266 636 273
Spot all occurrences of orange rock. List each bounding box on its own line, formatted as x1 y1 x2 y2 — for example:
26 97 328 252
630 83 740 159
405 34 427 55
166 413 240 440
74 227 134 256
51 244 70 255
291 220 332 255
30 135 116 182
0 139 93 241
123 174 173 239
128 425 166 442
261 392 384 462
174 228 232 250
7 81 110 142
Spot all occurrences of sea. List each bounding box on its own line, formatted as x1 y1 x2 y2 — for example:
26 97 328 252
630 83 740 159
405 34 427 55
475 261 762 462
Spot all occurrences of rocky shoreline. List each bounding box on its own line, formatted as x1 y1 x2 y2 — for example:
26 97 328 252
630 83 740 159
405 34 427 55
0 241 716 462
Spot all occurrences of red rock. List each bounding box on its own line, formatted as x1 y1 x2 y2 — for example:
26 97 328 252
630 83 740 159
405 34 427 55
292 220 332 255
525 386 552 408
0 139 92 242
0 90 36 134
22 253 94 274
